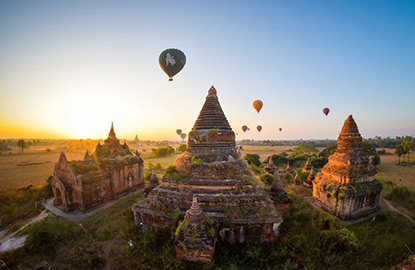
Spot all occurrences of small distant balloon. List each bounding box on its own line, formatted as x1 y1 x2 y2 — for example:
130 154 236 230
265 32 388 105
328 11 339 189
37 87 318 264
176 129 182 135
253 100 263 113
242 125 248 132
323 108 330 116
180 133 187 140
159 48 186 81
279 128 282 132
256 125 262 132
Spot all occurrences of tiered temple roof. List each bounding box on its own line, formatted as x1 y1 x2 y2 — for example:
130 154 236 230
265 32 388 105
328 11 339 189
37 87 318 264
320 115 376 185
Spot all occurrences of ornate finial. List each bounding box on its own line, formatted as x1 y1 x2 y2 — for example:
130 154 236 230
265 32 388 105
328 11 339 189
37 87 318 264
187 195 204 223
208 86 217 96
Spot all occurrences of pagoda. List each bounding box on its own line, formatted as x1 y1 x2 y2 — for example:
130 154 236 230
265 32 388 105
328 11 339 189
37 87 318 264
303 166 315 189
174 196 217 263
132 87 283 257
270 168 290 204
313 115 383 220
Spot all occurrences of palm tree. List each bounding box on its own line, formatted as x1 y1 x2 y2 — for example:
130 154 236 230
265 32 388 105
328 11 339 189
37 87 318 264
395 144 404 165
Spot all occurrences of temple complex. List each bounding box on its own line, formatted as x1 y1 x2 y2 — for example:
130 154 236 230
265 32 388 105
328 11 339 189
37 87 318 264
303 166 315 189
52 123 144 211
302 158 312 172
132 86 283 262
313 115 383 220
174 196 217 263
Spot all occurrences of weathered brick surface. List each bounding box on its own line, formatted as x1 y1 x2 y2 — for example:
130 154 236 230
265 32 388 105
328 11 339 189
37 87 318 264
313 115 382 220
52 124 144 211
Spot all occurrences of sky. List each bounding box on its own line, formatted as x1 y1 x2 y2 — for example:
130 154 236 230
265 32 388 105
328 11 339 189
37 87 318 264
1 0 414 141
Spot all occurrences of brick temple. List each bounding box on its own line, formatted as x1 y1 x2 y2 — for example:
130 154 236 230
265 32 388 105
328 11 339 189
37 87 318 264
132 86 283 263
51 123 144 211
313 115 383 220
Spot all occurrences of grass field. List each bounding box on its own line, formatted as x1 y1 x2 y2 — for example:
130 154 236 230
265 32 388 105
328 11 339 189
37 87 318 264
0 150 85 190
377 154 415 190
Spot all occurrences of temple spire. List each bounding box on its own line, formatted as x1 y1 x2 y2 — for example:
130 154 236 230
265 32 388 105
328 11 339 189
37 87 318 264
192 86 231 130
108 122 117 140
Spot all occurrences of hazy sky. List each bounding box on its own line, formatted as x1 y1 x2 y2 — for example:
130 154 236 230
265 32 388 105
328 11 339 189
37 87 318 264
1 0 414 140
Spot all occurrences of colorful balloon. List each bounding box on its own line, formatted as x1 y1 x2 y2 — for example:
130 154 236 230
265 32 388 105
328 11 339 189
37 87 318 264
279 128 282 132
253 100 263 113
180 133 187 140
323 108 330 116
242 125 248 132
256 125 262 132
176 129 182 135
159 48 186 81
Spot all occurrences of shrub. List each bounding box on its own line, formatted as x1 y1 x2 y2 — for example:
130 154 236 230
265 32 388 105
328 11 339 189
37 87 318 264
176 144 187 152
151 146 174 157
244 154 261 166
24 215 83 253
164 165 189 180
265 155 288 167
191 156 203 163
260 172 274 185
371 155 381 166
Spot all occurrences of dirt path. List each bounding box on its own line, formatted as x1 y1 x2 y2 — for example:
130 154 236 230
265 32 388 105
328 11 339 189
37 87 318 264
0 209 49 252
380 197 415 225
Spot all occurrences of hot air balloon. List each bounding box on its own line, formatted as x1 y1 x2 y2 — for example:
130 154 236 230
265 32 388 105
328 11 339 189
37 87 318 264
323 108 330 116
256 125 262 132
176 129 182 135
159 48 186 81
242 125 248 132
279 128 282 132
253 100 263 113
180 133 187 140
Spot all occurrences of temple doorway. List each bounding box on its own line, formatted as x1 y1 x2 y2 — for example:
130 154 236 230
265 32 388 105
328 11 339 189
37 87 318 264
55 188 63 205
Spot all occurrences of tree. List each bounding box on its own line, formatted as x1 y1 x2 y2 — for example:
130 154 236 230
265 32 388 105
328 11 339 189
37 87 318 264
17 139 26 152
289 142 318 158
176 144 187 152
402 136 413 163
395 144 404 165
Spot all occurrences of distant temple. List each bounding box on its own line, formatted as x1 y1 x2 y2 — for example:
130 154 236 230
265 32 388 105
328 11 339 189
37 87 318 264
132 86 282 263
313 115 383 220
51 123 144 211
302 158 312 172
303 166 315 189
264 157 278 174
